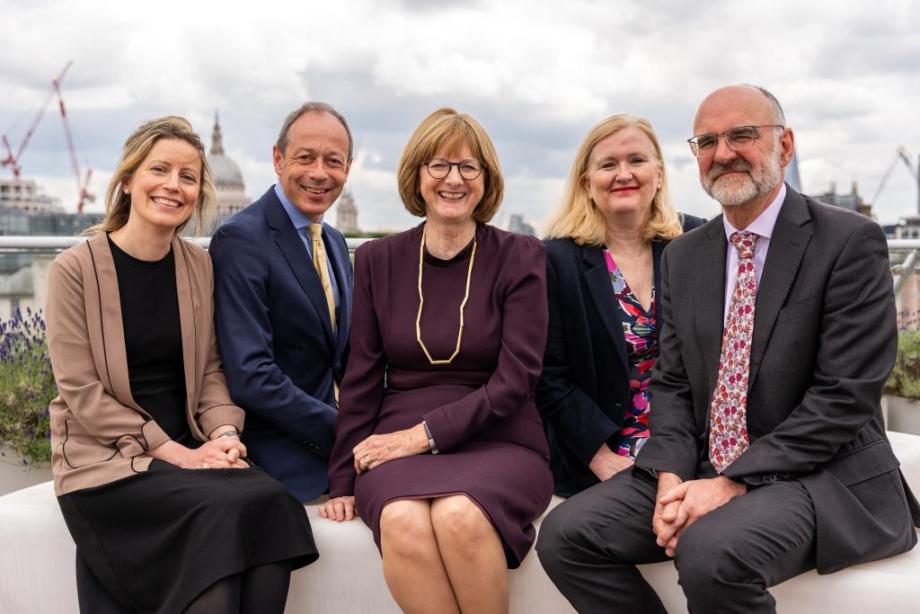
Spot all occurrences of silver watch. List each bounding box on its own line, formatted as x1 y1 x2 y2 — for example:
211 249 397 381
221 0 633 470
423 421 439 455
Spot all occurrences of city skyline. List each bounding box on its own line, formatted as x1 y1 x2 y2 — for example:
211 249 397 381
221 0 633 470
1 0 919 230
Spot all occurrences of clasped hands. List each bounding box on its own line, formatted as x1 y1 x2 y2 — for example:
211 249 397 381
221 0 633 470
149 424 248 470
320 423 430 522
652 472 747 557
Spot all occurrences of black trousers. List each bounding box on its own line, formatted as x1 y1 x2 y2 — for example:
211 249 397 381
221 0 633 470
536 469 817 614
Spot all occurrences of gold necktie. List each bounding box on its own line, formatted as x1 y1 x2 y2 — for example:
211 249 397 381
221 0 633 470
310 223 336 331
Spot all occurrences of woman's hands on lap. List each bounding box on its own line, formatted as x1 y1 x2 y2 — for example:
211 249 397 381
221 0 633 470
149 436 248 470
320 496 357 521
352 423 430 474
321 424 429 522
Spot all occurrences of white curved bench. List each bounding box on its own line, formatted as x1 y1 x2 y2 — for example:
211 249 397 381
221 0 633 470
3 431 920 613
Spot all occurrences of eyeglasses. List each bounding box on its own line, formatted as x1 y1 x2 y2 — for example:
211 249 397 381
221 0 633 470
424 158 484 180
687 125 785 158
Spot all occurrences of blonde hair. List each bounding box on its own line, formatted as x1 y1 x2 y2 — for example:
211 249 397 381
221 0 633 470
87 116 215 236
544 114 681 245
397 108 504 223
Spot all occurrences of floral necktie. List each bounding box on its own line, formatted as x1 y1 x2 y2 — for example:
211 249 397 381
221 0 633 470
709 231 758 473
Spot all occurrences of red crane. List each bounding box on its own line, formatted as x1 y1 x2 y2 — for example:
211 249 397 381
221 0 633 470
0 61 95 212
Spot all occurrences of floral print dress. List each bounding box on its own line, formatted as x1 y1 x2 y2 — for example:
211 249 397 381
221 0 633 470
604 250 657 458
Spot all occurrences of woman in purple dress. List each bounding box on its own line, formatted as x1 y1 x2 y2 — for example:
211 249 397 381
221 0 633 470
321 108 553 613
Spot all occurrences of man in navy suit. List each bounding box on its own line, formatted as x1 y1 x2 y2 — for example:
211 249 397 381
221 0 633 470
210 102 353 502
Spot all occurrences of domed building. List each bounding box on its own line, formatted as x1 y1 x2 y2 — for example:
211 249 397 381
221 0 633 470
335 190 360 235
207 112 249 228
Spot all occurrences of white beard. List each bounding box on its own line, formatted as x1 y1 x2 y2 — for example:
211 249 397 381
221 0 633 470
703 152 783 207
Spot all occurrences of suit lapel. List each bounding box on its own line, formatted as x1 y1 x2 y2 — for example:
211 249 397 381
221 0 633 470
581 246 629 372
652 241 664 324
748 191 812 388
696 222 729 394
264 195 336 348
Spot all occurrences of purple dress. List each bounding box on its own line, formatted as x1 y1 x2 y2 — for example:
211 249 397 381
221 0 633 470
328 223 553 567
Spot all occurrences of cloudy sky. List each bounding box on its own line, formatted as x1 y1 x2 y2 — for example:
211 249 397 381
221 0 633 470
2 0 919 231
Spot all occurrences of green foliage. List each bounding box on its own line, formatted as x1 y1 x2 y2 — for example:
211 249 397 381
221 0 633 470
0 308 56 467
885 330 920 400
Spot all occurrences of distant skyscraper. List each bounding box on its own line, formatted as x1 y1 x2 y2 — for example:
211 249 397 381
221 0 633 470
0 178 64 214
811 181 873 218
786 150 802 193
335 190 360 235
508 213 536 237
208 112 249 227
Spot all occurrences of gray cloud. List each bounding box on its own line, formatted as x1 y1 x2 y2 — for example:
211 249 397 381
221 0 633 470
2 0 919 227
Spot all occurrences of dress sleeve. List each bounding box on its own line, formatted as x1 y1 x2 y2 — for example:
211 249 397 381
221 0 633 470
193 251 245 437
46 249 170 457
327 244 387 497
422 236 549 452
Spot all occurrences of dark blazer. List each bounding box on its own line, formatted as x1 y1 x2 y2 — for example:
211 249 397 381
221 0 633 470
210 187 353 502
537 214 705 497
637 186 920 573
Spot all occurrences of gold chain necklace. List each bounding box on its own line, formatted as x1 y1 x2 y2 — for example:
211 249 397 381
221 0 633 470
416 225 477 365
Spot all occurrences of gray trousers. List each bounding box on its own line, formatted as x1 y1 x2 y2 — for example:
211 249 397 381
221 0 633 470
536 468 817 614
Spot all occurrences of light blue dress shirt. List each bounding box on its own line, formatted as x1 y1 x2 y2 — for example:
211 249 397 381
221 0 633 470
274 183 341 308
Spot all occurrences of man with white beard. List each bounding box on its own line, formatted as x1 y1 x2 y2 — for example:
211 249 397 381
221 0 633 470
537 84 920 614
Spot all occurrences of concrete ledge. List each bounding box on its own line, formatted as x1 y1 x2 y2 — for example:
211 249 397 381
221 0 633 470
3 432 920 613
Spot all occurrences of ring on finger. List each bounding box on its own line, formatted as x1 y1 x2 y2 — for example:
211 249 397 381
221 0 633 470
361 455 373 468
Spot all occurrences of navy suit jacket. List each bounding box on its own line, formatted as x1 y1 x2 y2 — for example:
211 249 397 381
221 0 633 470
536 214 705 497
210 187 352 501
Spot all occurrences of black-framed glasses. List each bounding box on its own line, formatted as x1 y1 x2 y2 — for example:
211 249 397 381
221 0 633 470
424 158 484 180
687 125 785 158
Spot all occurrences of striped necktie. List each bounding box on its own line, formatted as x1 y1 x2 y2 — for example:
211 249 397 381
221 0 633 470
310 223 336 331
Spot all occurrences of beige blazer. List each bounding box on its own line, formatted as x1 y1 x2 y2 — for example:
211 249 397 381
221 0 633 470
45 233 244 496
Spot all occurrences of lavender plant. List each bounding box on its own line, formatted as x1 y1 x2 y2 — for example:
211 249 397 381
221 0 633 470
0 307 55 467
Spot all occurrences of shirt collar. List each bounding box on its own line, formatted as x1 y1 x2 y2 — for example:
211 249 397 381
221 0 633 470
723 182 786 240
274 183 321 231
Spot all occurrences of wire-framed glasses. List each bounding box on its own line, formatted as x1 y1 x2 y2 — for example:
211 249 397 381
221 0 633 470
687 125 785 158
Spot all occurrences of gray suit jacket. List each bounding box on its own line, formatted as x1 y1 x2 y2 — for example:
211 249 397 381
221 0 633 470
637 186 920 573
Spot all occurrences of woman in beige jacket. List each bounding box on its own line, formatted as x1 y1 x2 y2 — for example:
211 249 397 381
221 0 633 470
46 116 317 614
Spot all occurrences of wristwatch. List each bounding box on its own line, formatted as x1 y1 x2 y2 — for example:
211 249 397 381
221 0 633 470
423 421 439 455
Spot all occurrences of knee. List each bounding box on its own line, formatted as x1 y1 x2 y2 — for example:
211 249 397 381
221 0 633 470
380 501 434 559
535 504 572 569
673 523 745 590
430 496 493 552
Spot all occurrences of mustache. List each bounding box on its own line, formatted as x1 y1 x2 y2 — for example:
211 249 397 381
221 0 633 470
707 159 753 182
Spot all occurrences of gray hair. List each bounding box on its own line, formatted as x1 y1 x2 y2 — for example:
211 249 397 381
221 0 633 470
276 102 353 160
743 84 786 126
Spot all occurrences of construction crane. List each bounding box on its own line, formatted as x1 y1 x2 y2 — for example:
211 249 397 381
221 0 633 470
872 146 920 214
0 61 95 212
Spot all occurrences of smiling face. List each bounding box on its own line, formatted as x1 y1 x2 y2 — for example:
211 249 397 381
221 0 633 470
584 125 663 223
273 111 351 221
694 86 793 209
122 138 202 233
418 141 485 226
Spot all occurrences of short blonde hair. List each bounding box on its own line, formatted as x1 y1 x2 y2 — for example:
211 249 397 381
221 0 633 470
545 114 681 245
397 108 504 223
87 116 215 236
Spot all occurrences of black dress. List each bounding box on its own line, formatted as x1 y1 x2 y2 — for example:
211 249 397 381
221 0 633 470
56 237 318 613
